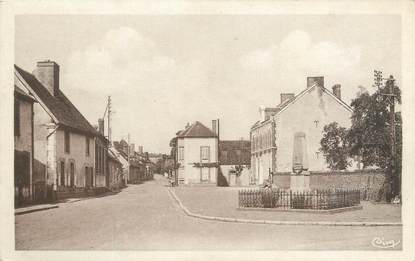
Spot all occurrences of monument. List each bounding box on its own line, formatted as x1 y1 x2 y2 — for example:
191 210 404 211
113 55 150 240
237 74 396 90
290 132 310 191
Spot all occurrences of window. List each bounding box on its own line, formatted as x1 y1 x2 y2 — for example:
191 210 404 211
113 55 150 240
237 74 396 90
14 99 20 137
86 137 90 156
64 130 70 153
178 147 184 161
200 146 210 161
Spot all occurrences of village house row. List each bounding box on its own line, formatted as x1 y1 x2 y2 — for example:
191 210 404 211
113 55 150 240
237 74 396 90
170 76 384 192
14 61 154 206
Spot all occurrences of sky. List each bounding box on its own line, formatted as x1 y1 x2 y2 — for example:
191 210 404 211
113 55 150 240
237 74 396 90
15 15 401 154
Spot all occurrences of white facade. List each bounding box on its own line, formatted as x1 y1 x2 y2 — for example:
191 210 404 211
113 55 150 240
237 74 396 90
251 81 358 184
177 137 218 185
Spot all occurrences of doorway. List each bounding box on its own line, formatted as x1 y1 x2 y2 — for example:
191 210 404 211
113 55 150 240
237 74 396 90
70 162 75 187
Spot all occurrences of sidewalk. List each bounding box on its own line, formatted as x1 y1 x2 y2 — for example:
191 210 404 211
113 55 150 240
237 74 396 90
171 186 402 225
14 194 112 215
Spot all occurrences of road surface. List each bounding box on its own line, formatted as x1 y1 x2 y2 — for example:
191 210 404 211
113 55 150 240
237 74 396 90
15 175 402 250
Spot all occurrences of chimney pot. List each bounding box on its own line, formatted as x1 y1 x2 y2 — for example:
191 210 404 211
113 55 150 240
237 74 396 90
332 84 341 100
98 118 105 135
280 93 295 104
212 120 217 135
307 76 324 88
33 60 60 96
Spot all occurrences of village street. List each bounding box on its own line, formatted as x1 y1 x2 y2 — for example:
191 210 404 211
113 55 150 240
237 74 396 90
15 175 401 250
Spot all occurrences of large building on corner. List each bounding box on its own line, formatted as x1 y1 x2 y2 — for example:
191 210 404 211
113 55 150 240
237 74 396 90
250 76 357 185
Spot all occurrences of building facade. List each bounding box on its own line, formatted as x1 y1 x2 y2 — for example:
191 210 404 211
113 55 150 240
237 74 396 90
14 86 37 205
15 61 98 199
175 121 219 185
250 76 357 185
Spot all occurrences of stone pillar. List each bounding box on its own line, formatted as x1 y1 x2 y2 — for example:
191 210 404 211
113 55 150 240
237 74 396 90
290 132 310 191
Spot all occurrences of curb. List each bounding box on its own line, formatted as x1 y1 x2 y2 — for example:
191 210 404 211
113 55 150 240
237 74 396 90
15 205 59 216
167 188 402 227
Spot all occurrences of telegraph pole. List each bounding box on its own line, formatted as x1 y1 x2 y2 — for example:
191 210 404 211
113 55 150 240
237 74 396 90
107 96 112 143
374 71 398 200
386 75 397 198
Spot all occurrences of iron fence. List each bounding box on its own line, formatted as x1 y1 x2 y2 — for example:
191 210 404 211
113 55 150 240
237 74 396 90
238 188 360 210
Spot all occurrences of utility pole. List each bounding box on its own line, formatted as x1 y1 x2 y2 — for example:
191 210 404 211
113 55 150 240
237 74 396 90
127 133 130 184
374 70 398 200
107 96 112 144
386 75 397 198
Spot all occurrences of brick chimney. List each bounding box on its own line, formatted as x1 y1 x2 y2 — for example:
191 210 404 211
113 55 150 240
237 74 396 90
332 84 341 100
129 143 135 156
307 76 324 88
280 93 295 104
98 118 104 135
33 60 60 96
212 120 217 135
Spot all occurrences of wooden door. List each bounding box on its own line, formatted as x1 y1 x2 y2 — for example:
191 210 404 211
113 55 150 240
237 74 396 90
70 162 75 187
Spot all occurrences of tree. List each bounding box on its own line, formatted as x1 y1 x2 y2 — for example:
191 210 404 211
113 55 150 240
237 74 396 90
347 76 401 201
320 75 401 201
320 122 351 170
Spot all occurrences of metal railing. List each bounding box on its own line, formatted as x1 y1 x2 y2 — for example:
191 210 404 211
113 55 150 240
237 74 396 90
238 188 360 210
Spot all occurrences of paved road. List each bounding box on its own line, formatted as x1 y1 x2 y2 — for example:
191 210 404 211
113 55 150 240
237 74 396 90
15 175 402 250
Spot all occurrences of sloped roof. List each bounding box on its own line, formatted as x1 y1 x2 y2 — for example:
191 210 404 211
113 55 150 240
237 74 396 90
107 147 122 165
14 85 36 102
14 65 98 136
251 83 353 130
177 121 217 138
219 140 251 165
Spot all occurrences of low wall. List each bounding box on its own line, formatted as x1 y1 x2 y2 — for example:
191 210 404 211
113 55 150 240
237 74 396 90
273 170 386 199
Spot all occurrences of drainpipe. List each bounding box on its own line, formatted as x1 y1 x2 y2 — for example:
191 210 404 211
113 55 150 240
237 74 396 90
46 123 59 199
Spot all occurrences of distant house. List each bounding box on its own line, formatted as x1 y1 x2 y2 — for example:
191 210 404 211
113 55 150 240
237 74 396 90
14 86 37 205
218 140 251 187
250 76 357 185
107 147 124 190
113 139 147 184
15 61 98 199
174 121 219 185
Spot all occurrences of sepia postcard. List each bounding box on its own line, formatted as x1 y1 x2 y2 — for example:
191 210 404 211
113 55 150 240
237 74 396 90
1 0 415 260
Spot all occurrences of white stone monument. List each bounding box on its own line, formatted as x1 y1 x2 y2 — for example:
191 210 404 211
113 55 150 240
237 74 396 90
290 132 310 191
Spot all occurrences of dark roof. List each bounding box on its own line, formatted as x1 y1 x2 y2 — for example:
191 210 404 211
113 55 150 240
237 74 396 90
177 121 217 138
107 148 122 165
14 65 98 136
14 85 36 102
219 140 251 165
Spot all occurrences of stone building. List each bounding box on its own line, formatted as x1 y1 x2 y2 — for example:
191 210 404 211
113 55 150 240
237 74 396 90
14 86 38 205
174 121 219 185
250 76 357 185
15 61 98 199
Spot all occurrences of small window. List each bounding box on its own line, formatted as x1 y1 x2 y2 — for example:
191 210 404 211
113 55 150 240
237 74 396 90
14 99 20 137
201 146 210 161
178 147 184 161
86 137 90 156
64 130 70 153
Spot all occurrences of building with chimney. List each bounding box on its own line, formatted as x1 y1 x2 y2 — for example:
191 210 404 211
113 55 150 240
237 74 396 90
250 76 357 185
173 121 219 185
14 61 99 199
